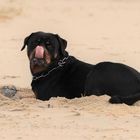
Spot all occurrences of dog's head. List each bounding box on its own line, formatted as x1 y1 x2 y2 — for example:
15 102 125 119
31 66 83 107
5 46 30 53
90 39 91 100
21 32 68 74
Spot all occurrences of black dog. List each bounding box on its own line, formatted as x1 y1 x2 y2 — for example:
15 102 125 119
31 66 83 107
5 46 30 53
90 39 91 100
21 31 140 105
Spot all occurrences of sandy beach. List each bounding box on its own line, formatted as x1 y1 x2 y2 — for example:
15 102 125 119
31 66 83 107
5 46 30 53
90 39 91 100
0 0 140 139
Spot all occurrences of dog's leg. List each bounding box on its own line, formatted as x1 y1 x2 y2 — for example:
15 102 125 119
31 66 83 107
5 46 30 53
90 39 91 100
109 92 140 105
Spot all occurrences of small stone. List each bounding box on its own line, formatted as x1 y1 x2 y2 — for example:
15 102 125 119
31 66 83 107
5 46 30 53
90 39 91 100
47 104 53 108
1 85 17 98
48 104 51 108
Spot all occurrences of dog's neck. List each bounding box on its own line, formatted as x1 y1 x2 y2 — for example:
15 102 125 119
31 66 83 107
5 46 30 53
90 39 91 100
32 56 70 81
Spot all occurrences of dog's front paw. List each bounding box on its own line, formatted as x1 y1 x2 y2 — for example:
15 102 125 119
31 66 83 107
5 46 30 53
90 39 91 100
109 96 123 104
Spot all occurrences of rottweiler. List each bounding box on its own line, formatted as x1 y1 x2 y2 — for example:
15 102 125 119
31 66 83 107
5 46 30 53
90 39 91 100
21 31 140 105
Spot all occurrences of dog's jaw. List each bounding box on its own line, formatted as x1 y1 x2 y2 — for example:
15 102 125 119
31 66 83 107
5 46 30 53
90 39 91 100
30 64 47 74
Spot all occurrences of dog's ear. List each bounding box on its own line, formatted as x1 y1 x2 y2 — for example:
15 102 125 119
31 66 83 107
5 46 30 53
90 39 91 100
21 33 33 51
55 34 68 56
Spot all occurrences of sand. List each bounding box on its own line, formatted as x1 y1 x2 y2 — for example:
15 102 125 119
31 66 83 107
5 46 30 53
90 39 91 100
0 0 140 139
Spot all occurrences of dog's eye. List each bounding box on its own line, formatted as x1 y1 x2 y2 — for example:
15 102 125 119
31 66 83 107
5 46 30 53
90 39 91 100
32 42 38 47
46 41 50 45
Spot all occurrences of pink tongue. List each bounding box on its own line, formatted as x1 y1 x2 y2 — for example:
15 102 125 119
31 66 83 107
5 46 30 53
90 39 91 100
35 46 44 58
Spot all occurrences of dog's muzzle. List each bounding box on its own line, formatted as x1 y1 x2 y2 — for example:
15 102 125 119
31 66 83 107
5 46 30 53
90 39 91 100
30 45 50 67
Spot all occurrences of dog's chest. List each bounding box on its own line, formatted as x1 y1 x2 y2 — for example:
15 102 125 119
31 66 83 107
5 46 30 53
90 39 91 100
31 72 68 99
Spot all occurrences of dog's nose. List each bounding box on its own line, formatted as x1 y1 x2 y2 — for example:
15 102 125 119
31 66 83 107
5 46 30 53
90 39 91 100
33 58 38 64
32 58 45 66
